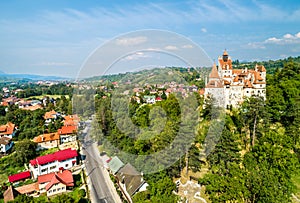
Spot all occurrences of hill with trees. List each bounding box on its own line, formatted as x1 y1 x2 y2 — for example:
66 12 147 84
89 56 300 202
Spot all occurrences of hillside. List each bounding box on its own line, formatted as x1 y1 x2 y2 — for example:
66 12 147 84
85 56 300 202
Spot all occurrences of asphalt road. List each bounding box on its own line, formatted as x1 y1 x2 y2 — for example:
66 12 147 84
81 120 121 203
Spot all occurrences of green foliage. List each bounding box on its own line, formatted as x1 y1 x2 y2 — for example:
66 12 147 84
200 58 300 203
14 140 38 165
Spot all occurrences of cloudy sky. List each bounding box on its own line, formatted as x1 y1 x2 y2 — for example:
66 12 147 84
0 0 300 78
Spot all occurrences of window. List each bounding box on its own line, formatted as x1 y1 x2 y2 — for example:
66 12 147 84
53 189 56 192
41 168 47 173
246 91 249 93
50 166 56 170
65 164 68 168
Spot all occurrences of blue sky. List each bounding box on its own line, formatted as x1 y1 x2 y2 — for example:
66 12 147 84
0 0 300 77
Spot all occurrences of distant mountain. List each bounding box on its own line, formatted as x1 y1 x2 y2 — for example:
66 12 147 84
0 72 70 81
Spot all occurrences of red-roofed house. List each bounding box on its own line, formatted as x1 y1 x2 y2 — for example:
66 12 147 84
8 171 31 183
29 148 78 178
38 170 74 197
0 122 16 138
58 125 77 144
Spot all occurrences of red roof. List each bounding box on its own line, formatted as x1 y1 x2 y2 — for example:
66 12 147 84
30 148 77 166
58 125 77 135
8 171 31 183
38 170 74 191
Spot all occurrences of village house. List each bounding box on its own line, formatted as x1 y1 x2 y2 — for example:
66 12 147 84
0 137 13 154
58 125 77 144
107 157 148 203
143 95 156 104
38 170 74 197
44 110 60 124
116 163 148 203
15 182 39 197
33 133 60 150
63 114 79 127
8 171 31 184
0 122 16 138
29 148 78 178
205 50 266 108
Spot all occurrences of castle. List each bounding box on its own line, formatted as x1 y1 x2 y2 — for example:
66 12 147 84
204 50 266 108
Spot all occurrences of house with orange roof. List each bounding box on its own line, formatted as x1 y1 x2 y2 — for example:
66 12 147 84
44 110 60 124
0 122 16 138
33 133 60 150
38 170 74 197
58 125 77 144
63 114 79 127
15 182 39 197
205 50 266 108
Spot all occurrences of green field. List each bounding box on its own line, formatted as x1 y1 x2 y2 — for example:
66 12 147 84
28 94 70 100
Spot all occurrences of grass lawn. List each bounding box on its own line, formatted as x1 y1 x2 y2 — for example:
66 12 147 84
38 147 59 156
28 94 70 100
0 153 25 185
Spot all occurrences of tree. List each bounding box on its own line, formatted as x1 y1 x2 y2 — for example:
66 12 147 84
14 140 37 165
207 127 240 169
241 96 266 147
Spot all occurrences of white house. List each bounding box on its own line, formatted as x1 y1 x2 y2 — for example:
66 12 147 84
143 95 156 104
29 148 78 179
0 137 13 153
38 170 74 197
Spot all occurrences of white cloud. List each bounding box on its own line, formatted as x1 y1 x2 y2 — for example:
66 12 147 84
182 44 193 49
201 28 207 33
115 36 147 46
121 52 151 61
265 37 282 43
245 31 300 51
164 45 178 50
283 34 295 39
264 32 300 44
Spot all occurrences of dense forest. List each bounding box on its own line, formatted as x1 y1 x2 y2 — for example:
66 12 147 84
89 58 300 202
